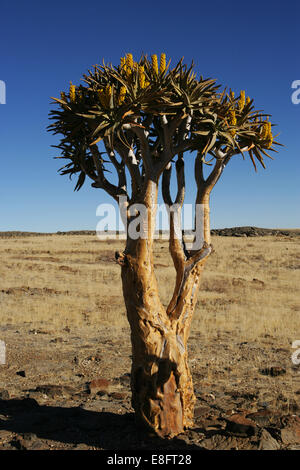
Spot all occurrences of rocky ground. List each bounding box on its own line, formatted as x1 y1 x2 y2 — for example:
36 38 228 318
1 226 300 239
1 323 299 451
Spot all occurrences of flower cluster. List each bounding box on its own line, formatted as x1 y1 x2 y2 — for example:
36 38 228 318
261 121 273 149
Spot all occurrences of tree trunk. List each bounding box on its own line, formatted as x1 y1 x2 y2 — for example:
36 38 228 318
116 180 210 438
121 257 197 438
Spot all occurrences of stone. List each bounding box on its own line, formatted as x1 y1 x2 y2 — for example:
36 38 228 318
258 429 281 450
88 378 111 395
225 413 257 436
194 406 212 418
119 373 131 386
50 337 63 343
252 278 265 288
110 391 127 400
247 409 280 427
281 416 300 445
259 366 286 377
16 370 26 377
29 440 47 450
87 354 101 363
14 434 46 450
32 384 73 399
0 389 9 400
74 443 90 450
201 433 257 450
0 430 13 443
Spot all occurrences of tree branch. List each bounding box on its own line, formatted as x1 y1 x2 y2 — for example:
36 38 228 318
89 145 127 201
114 137 142 200
103 137 127 192
123 124 153 177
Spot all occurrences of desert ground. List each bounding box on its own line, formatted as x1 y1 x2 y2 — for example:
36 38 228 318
0 230 299 450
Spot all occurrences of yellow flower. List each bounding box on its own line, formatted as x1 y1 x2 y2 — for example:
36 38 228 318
266 122 273 148
160 53 166 74
228 108 237 137
246 96 251 105
105 84 112 106
126 53 133 69
230 90 235 101
238 90 245 112
120 57 127 75
69 83 76 103
60 92 67 102
152 54 158 75
266 134 273 149
261 121 269 140
260 120 273 148
98 89 107 108
120 57 126 69
139 65 146 89
126 53 133 77
228 109 237 126
118 86 126 105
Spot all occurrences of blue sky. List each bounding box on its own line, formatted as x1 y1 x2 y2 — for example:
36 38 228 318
0 0 299 231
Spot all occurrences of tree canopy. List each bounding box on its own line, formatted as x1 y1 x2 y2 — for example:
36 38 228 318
48 53 281 201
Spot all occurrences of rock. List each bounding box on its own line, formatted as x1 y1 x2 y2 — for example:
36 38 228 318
232 277 246 287
88 378 111 395
0 389 9 400
30 384 73 398
87 354 101 363
259 366 286 377
22 432 37 441
74 443 90 450
16 370 26 377
0 430 13 443
50 337 63 343
258 429 281 450
201 433 257 450
225 413 257 436
194 406 212 419
280 398 299 413
28 440 47 450
14 434 46 450
110 391 127 400
281 416 300 445
252 278 265 288
247 409 280 427
119 373 131 386
29 329 49 335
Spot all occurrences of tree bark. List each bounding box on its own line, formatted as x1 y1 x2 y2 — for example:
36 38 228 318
121 249 199 437
117 179 211 438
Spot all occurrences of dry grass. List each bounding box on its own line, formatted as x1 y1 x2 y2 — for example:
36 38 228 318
0 234 299 344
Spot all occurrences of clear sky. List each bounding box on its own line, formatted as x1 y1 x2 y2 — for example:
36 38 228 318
1 0 299 232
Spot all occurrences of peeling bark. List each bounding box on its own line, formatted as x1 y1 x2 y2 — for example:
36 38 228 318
118 179 212 438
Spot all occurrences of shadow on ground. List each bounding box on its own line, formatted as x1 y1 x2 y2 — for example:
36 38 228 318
0 398 204 450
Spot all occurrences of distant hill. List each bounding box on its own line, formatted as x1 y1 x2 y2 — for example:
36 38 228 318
210 226 300 237
0 227 299 238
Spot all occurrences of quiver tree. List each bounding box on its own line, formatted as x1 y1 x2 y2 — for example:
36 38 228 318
48 53 281 438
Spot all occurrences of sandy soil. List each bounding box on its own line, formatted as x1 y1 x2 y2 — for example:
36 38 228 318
0 232 299 450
